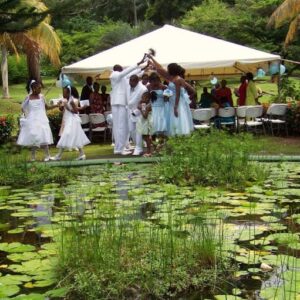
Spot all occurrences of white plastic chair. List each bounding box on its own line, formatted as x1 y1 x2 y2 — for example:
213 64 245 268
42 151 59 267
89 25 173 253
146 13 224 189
236 106 249 131
89 113 107 141
244 105 265 134
192 109 211 130
217 107 236 130
264 104 288 136
79 114 90 134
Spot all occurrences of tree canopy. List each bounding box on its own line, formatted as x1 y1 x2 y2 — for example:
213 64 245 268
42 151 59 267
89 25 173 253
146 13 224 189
0 0 48 33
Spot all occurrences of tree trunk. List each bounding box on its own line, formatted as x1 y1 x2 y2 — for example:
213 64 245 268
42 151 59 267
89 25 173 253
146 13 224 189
1 46 10 99
133 0 138 26
26 49 43 85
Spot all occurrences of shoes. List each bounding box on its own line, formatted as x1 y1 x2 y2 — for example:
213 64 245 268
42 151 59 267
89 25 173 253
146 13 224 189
30 158 36 162
53 155 61 161
114 151 121 155
121 150 132 156
132 149 143 156
44 156 55 162
76 154 86 160
143 153 152 158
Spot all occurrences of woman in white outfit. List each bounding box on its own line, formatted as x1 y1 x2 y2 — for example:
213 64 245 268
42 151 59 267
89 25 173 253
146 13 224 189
54 86 90 160
17 81 58 162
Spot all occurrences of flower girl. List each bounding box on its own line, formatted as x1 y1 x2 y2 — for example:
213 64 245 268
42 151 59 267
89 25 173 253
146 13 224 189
17 80 58 162
54 86 90 160
137 92 153 157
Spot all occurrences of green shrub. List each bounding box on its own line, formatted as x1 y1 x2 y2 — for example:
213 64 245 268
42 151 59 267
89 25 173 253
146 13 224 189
0 115 14 144
48 108 63 143
7 55 27 84
157 130 266 188
57 198 227 299
0 150 76 186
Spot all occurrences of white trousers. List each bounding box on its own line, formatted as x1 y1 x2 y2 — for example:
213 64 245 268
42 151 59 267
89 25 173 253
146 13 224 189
129 117 143 153
112 105 129 153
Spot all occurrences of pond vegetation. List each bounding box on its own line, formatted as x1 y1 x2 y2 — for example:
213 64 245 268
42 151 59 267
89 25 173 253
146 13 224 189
0 133 299 299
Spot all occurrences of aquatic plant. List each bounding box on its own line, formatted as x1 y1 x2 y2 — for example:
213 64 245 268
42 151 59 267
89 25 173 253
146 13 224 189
56 182 229 299
0 151 76 186
157 130 266 188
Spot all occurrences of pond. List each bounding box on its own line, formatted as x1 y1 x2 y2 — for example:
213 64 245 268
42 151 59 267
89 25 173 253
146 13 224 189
0 162 300 299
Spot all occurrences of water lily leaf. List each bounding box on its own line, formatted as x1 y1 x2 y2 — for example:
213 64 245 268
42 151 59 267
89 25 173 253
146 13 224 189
260 216 279 222
12 293 45 299
0 284 20 297
0 274 31 285
8 228 24 234
215 295 243 300
32 278 56 287
0 242 35 253
7 252 40 263
44 287 69 298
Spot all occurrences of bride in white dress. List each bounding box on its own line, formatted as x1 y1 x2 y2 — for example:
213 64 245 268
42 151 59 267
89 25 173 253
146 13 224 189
54 86 90 160
17 80 59 162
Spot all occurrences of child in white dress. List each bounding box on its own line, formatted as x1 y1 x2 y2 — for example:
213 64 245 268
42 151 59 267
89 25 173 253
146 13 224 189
17 81 59 162
54 86 90 160
137 92 153 157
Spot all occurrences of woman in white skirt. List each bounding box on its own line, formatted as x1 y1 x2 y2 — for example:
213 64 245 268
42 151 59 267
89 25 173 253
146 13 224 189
17 80 58 162
54 86 90 160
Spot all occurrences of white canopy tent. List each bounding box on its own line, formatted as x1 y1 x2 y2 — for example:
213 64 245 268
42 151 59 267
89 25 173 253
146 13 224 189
62 25 281 80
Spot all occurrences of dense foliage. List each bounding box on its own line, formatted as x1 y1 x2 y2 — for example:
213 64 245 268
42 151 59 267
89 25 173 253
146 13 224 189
157 130 266 188
0 149 77 186
47 108 63 143
3 0 300 83
0 114 14 144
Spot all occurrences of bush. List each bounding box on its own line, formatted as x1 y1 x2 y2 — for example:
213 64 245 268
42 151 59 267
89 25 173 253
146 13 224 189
157 130 266 188
48 108 63 144
0 150 77 186
0 115 14 144
7 55 27 84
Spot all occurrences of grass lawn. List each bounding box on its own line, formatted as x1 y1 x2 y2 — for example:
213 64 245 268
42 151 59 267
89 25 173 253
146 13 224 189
1 135 299 163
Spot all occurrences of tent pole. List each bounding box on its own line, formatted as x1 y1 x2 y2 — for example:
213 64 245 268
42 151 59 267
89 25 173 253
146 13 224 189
278 61 282 102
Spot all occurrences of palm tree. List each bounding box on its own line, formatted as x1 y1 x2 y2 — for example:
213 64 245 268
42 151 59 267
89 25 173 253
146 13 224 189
268 0 300 48
0 0 48 33
0 0 60 98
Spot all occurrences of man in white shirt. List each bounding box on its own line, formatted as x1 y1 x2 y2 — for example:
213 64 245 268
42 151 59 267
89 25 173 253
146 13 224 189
110 58 145 155
127 74 148 155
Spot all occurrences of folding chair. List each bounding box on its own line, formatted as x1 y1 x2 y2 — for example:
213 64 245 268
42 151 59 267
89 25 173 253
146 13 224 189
244 105 265 134
79 114 90 134
236 106 249 132
192 109 212 130
89 113 107 141
217 107 236 131
264 104 288 136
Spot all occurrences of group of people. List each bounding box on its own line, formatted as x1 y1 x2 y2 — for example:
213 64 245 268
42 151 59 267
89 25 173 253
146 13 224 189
199 72 260 109
16 54 196 160
110 54 195 156
80 76 111 114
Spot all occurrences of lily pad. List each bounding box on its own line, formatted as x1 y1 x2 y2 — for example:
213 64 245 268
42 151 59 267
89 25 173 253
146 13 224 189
0 242 35 253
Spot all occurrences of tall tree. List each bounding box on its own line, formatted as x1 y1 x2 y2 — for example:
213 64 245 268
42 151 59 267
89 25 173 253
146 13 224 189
0 0 60 98
268 0 300 48
0 0 48 33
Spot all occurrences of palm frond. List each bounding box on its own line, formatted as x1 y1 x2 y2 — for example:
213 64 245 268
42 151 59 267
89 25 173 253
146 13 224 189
0 32 19 58
28 21 61 66
284 14 300 47
268 0 300 28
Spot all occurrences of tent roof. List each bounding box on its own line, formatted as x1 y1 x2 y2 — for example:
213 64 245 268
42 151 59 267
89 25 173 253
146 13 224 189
62 25 281 79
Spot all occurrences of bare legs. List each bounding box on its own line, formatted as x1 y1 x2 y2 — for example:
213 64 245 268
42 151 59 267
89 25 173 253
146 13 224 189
30 145 52 161
55 147 86 160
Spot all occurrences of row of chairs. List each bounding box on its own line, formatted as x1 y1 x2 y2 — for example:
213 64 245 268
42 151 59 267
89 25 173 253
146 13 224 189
191 104 288 135
79 112 112 141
